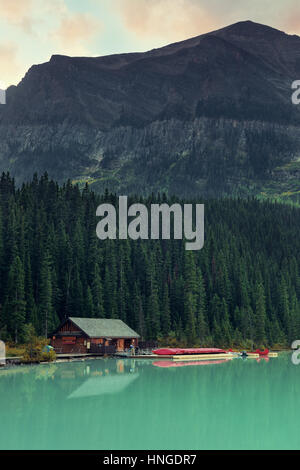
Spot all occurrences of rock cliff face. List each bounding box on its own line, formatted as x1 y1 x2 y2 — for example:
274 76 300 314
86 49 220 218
1 20 300 196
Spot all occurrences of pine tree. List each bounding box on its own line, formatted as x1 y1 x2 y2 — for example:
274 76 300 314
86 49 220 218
3 255 26 342
146 283 160 340
85 286 94 317
183 252 197 342
255 282 267 346
185 291 197 344
161 283 171 336
91 263 105 318
278 276 292 342
24 253 38 329
196 268 208 342
132 282 146 339
38 251 56 337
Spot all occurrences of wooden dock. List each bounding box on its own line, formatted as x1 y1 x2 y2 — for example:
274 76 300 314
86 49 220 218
4 357 22 364
173 353 235 361
56 353 104 359
55 353 174 360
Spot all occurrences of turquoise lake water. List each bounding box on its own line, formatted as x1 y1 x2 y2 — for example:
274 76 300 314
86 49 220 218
0 353 299 450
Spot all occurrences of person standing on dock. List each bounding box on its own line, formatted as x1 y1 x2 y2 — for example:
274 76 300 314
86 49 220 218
130 342 135 356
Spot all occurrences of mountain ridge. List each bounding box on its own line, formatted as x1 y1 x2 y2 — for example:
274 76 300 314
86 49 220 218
1 20 300 198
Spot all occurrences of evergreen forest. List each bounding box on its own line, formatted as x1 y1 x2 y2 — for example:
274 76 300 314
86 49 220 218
0 172 299 349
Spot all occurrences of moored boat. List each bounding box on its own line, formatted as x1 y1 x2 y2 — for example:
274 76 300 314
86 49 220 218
255 348 269 356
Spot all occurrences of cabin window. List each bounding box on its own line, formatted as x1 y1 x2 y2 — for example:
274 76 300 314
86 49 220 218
62 336 76 344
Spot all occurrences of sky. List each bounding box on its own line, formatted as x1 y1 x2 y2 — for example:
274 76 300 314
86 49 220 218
1 0 300 88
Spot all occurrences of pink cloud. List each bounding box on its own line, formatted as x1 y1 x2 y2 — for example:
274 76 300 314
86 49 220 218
51 12 101 55
0 0 34 33
0 43 21 87
116 0 218 42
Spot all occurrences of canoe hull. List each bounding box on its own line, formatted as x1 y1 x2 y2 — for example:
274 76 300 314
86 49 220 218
255 349 269 356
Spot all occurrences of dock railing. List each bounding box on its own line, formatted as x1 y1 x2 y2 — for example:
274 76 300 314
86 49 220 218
90 344 116 355
137 341 158 355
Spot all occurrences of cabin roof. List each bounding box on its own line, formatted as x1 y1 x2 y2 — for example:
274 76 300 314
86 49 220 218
68 317 140 339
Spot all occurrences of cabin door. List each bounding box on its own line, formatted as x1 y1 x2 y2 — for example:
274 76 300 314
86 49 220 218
117 339 124 351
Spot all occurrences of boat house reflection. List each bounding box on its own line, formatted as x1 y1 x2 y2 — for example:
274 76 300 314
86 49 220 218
65 359 139 399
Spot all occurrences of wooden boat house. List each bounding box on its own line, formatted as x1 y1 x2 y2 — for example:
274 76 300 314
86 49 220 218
51 317 140 354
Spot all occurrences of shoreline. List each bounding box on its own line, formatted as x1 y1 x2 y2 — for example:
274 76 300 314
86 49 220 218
1 349 288 368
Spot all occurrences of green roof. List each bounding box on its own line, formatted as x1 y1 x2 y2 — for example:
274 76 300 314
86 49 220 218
68 317 140 339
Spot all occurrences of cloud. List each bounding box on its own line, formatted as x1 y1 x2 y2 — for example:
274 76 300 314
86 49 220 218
116 0 217 41
51 12 101 56
0 0 34 33
283 5 300 34
115 0 300 44
0 1 102 85
0 43 21 88
0 0 33 21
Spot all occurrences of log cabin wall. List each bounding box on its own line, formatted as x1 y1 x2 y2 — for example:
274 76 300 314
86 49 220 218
51 319 88 353
91 338 103 344
58 320 81 333
51 336 87 353
51 337 139 353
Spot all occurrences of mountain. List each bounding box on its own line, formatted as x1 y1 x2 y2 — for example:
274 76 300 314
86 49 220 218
1 20 300 198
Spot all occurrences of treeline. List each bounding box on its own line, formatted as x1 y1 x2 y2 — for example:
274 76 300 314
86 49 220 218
0 173 300 348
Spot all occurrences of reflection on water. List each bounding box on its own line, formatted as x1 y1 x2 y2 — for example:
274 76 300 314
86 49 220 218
153 359 232 367
68 360 139 398
0 354 299 450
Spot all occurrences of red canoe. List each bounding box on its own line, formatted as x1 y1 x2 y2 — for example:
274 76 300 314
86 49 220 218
255 348 269 356
152 348 226 356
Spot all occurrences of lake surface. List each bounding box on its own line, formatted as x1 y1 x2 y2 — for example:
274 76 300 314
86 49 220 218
0 354 299 450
